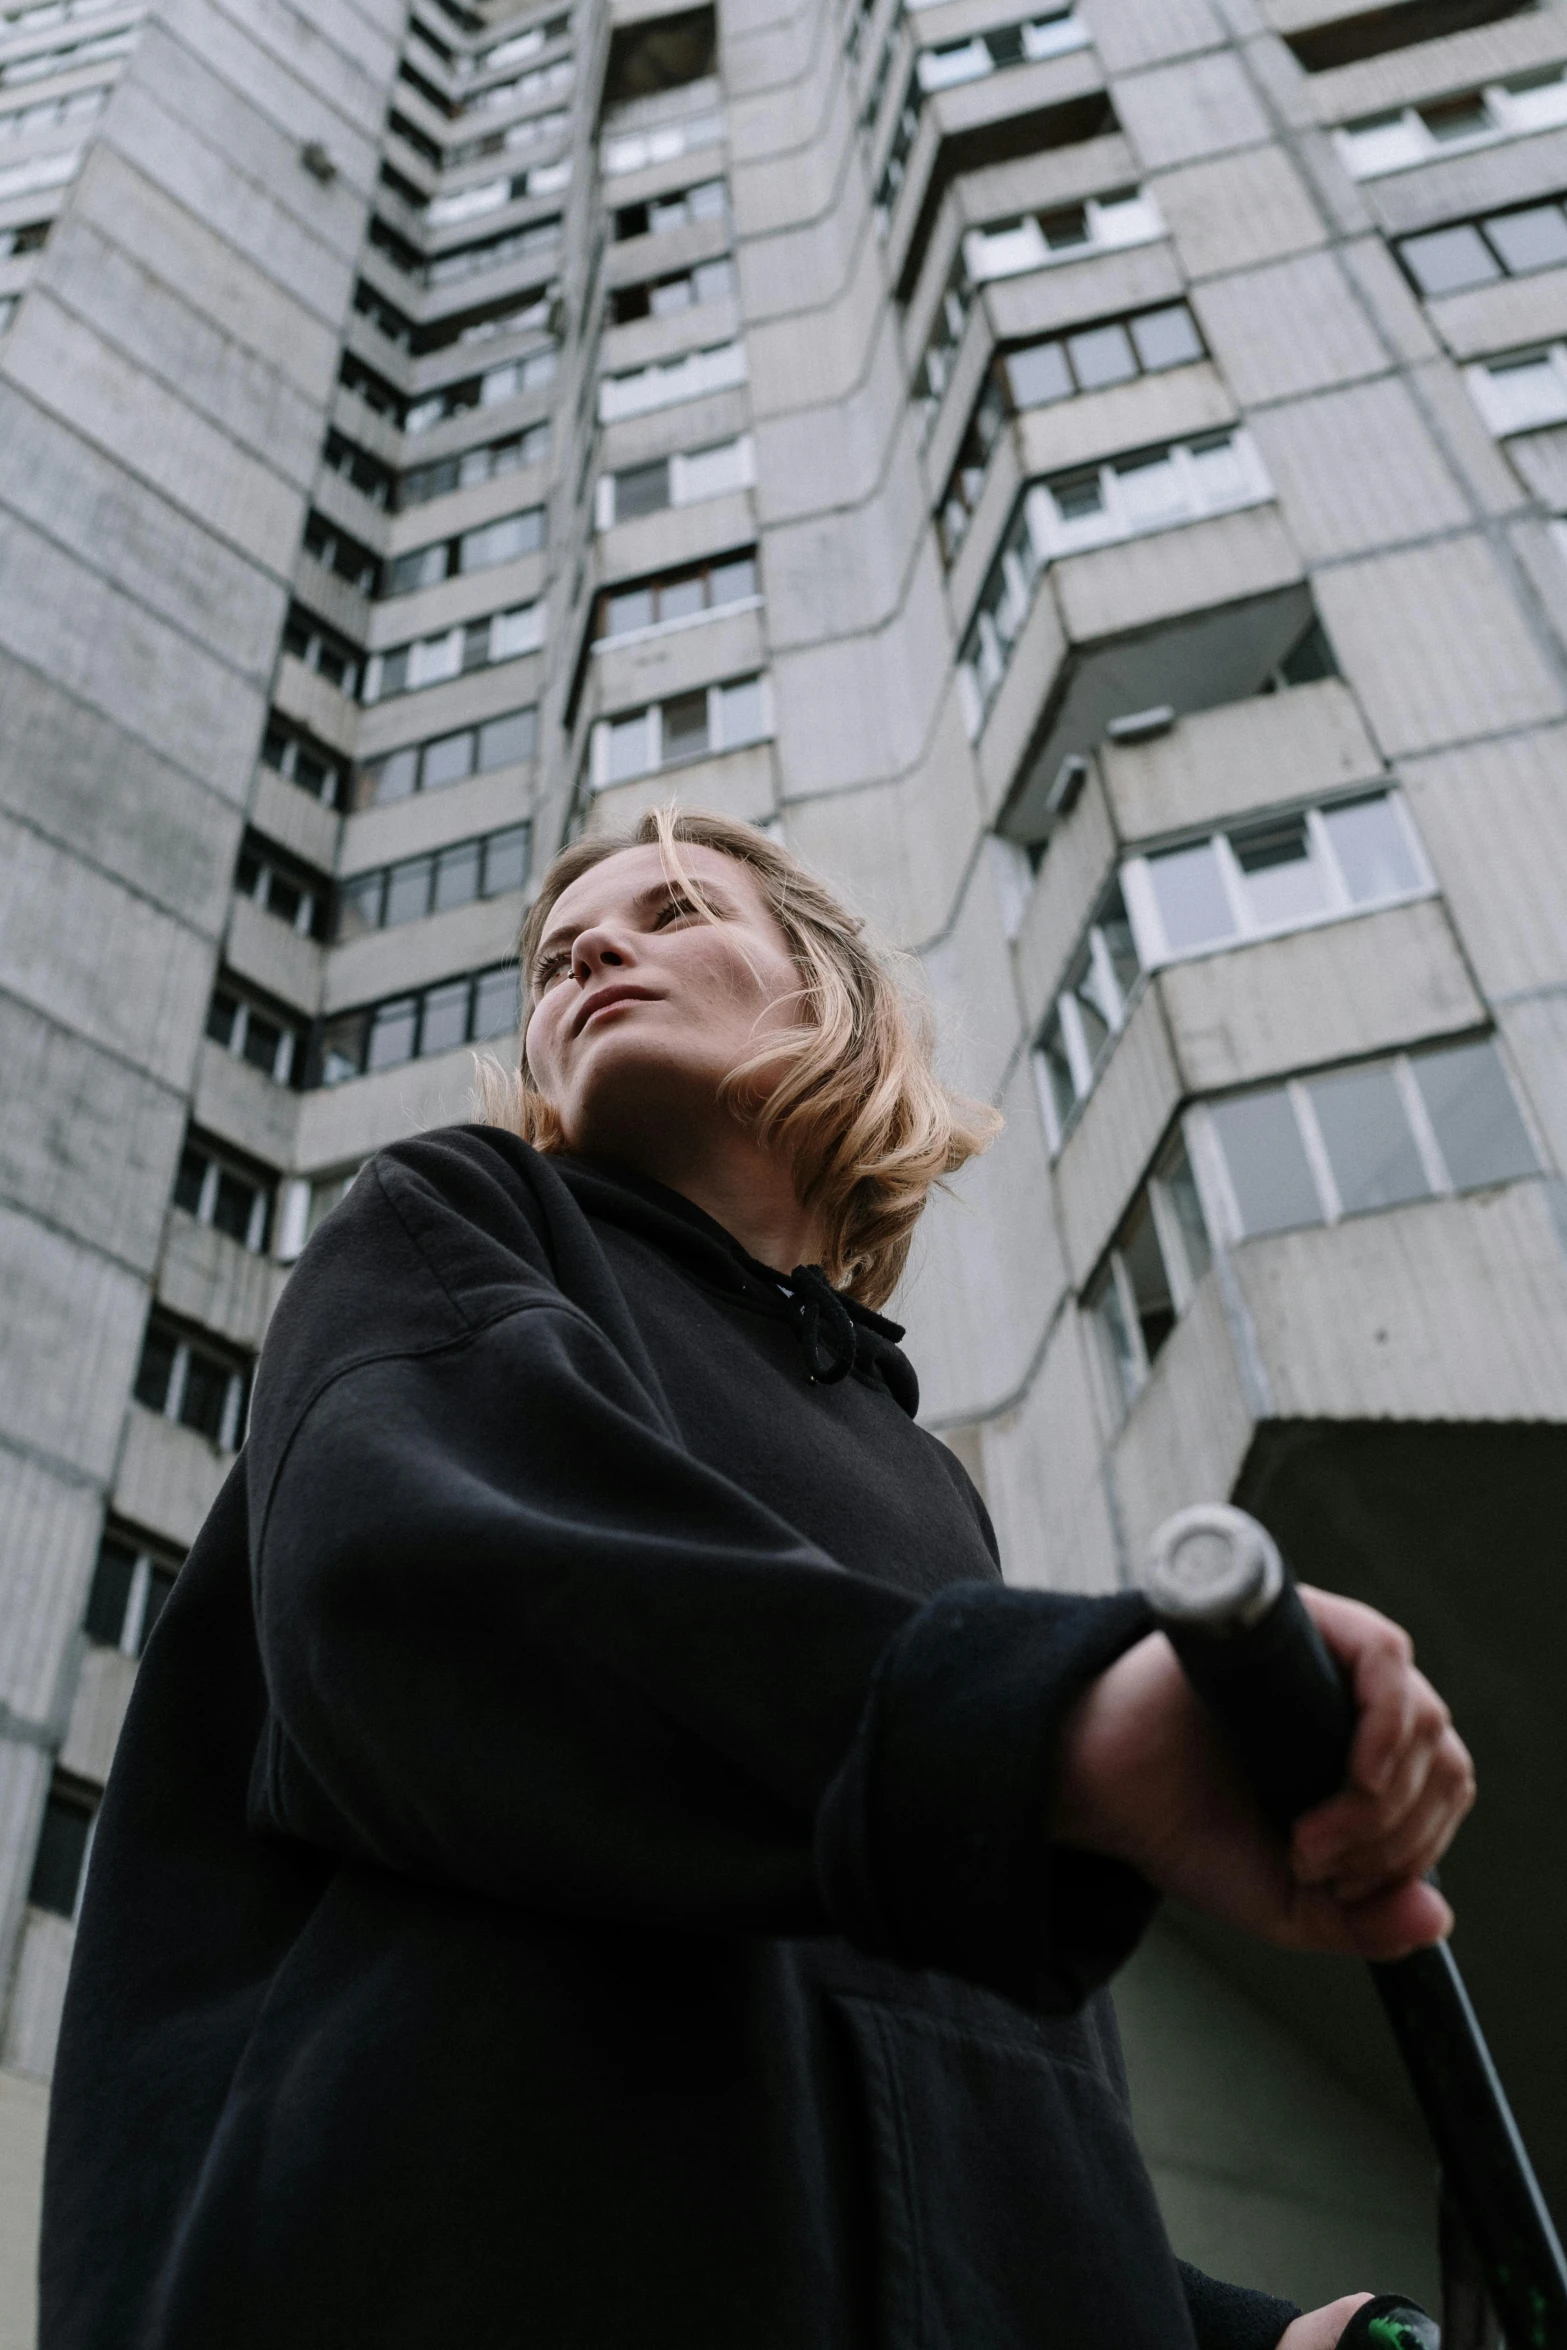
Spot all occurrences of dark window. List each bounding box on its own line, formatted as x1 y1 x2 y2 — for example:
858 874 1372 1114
1286 0 1535 71
351 706 537 809
397 421 550 507
29 1779 98 1919
334 824 531 937
172 1135 275 1252
595 550 757 640
602 6 716 109
613 458 671 519
260 717 348 808
84 1537 139 1647
1398 193 1567 294
314 965 520 1085
282 606 361 697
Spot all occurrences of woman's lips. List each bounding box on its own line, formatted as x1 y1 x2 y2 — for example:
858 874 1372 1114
574 985 658 1034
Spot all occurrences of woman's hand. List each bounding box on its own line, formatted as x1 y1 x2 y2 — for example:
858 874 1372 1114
1278 2295 1373 2348
1051 1586 1475 1959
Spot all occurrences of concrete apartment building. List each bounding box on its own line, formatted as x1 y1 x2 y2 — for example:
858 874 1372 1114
3 0 1567 2330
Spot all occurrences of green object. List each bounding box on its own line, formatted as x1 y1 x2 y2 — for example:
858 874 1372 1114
1338 2298 1440 2350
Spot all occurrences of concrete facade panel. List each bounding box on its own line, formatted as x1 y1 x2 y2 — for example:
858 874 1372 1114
1410 357 1536 517
1304 13 1567 125
1161 896 1482 1093
1152 143 1329 277
1401 725 1567 997
1250 378 1470 561
772 559 956 793
1312 536 1567 756
1013 766 1119 1030
0 1210 147 1482
341 767 533 873
1237 1184 1567 1422
157 1213 286 1351
0 1903 69 2082
981 240 1188 346
1497 994 1567 1176
322 892 521 1013
1359 127 1567 240
1078 0 1226 73
1428 267 1567 364
190 1044 301 1169
1336 234 1441 367
250 767 343 875
1192 250 1390 405
1102 678 1384 842
1055 983 1182 1279
0 1451 101 1729
1013 360 1237 479
972 1305 1121 1593
292 1044 500 1172
1109 1272 1254 1559
0 1001 184 1277
111 1406 235 1552
587 740 778 831
589 607 766 710
782 707 985 947
1052 503 1303 645
1114 52 1272 171
59 1647 137 1789
920 850 1022 1104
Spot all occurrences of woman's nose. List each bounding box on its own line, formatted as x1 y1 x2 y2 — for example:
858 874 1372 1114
572 926 630 980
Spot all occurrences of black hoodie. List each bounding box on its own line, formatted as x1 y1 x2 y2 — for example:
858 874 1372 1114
40 1126 1299 2350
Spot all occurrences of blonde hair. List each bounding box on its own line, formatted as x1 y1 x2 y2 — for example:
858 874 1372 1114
475 806 1001 1307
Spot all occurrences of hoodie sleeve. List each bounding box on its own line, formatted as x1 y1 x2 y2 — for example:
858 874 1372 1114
245 1136 1156 2008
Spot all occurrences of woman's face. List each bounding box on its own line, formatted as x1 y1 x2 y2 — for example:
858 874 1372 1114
523 842 804 1162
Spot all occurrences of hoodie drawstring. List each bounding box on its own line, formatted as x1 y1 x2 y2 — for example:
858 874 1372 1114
787 1264 858 1385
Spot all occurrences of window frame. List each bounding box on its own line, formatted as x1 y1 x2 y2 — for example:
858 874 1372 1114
1084 1129 1213 1412
1337 68 1567 180
589 672 773 789
591 547 760 646
332 821 533 940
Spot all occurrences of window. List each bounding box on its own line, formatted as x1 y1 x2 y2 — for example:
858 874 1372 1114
608 253 734 325
423 155 571 228
334 823 531 939
614 177 726 240
1338 68 1567 179
598 338 747 422
1397 192 1567 295
363 601 544 701
403 344 558 436
916 7 1088 93
205 980 303 1086
597 434 753 528
27 1775 98 1922
323 429 395 509
424 211 561 288
937 303 1204 564
397 420 550 508
260 715 348 810
0 217 48 259
383 505 545 594
6 0 135 32
457 14 570 80
338 349 407 424
444 105 569 172
134 1314 252 1450
1286 0 1536 71
315 965 520 1085
1201 1039 1539 1240
351 704 537 807
172 1132 275 1253
0 85 110 142
1033 879 1141 1150
1086 1133 1212 1409
594 549 758 642
233 833 329 941
601 108 723 179
1466 341 1567 433
0 27 133 86
591 675 768 787
84 1528 182 1659
459 53 574 119
0 141 81 196
303 512 378 595
411 281 553 360
281 606 360 698
1124 791 1428 962
958 434 1270 730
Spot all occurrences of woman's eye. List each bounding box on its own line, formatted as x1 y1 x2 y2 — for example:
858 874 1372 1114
534 955 568 987
657 897 697 926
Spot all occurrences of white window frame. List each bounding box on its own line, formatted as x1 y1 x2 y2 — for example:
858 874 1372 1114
148 1337 249 1453
1085 1128 1213 1412
600 108 723 179
598 339 748 423
962 186 1164 287
1465 343 1567 436
1026 428 1272 562
1336 67 1567 180
214 997 297 1086
179 1149 272 1254
915 7 1088 92
0 140 79 195
590 673 773 789
1120 789 1432 969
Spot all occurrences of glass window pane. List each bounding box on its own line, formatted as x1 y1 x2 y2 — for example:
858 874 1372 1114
708 554 757 605
1210 1091 1324 1236
479 708 536 769
1050 467 1104 520
663 689 711 759
1160 1138 1211 1288
179 1352 230 1441
1147 841 1237 953
384 857 434 926
615 458 669 519
460 513 536 569
1321 795 1421 903
1421 94 1489 142
473 967 519 1040
1067 946 1112 1063
173 1146 207 1216
138 1565 178 1656
432 841 482 912
85 1539 137 1646
321 1013 368 1085
28 1789 94 1918
212 1170 257 1244
1087 1260 1140 1407
264 874 303 927
336 872 385 939
1005 339 1073 408
605 585 655 635
1067 322 1136 389
1038 202 1088 249
1399 224 1500 294
367 998 418 1071
1414 1041 1538 1191
420 980 472 1056
135 1325 178 1412
206 992 238 1048
1308 1065 1429 1213
1095 882 1141 1000
365 747 419 805
717 676 765 747
1130 304 1202 371
1483 202 1567 274
482 825 530 895
607 711 652 780
1039 1018 1077 1130
1230 812 1327 927
1119 1194 1176 1365
1187 433 1249 504
658 574 705 622
242 1013 284 1075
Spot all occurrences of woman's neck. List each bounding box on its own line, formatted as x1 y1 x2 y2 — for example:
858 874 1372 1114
589 1125 825 1275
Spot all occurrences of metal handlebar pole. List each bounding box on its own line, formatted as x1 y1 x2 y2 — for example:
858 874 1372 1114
1141 1505 1567 2350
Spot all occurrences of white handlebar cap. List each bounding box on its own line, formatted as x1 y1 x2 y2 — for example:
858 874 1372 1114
1142 1503 1285 1631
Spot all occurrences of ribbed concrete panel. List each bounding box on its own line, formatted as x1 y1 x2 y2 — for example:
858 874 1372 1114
1503 427 1567 511
1402 725 1567 997
340 768 529 874
0 1004 184 1276
157 1217 286 1353
1162 896 1483 1094
1304 13 1567 125
0 1455 98 1729
226 897 326 1019
0 1213 147 1484
59 1649 136 1789
1102 678 1383 842
1313 536 1567 756
112 1410 233 1553
1498 994 1567 1176
1053 502 1303 645
292 1046 503 1173
1360 127 1567 240
782 701 986 947
920 847 1023 1103
1014 360 1237 477
1251 378 1470 561
972 1304 1120 1593
1239 1184 1567 1421
1153 142 1328 278
1193 250 1390 406
1078 0 1225 74
1114 51 1272 170
1109 1274 1254 1559
772 551 958 794
1430 269 1567 365
322 892 521 1013
2 1914 75 2084
190 1045 302 1171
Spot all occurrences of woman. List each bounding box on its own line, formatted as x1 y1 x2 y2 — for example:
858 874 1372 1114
42 809 1472 2349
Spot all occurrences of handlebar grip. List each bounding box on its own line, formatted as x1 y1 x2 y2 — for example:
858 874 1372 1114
1141 1504 1357 1829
